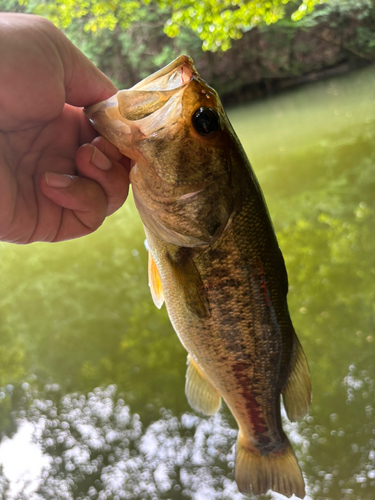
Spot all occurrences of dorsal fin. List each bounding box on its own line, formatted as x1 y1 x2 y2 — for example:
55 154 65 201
185 355 222 416
148 251 164 309
282 336 312 422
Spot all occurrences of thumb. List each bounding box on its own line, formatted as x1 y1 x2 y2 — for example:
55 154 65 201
54 24 117 106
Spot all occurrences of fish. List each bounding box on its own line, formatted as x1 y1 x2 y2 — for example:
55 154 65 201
85 55 312 498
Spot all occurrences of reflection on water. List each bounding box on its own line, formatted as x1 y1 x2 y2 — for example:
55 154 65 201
0 65 375 499
1 386 306 500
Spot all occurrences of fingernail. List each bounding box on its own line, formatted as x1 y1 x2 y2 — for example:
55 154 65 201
91 146 112 170
45 172 73 188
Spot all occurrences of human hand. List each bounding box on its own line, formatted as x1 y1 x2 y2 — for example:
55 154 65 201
0 13 130 243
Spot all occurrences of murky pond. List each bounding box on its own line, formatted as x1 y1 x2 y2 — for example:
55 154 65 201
0 64 374 500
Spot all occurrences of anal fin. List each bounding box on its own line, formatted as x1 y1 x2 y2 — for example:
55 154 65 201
148 251 164 309
282 336 312 422
235 430 305 498
185 355 221 416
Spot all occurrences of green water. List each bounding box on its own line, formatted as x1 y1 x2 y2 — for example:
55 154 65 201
0 65 374 500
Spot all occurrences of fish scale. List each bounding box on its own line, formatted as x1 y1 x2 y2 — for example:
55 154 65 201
85 54 312 498
199 221 285 441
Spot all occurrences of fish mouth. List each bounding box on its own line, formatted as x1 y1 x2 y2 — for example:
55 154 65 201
84 55 197 155
130 54 196 91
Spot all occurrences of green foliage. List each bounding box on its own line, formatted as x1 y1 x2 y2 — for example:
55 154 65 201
162 0 288 51
162 0 325 50
291 0 326 20
32 0 142 31
9 0 325 51
61 4 203 90
289 0 374 28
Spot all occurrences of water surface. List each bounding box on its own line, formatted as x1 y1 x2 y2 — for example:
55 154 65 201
0 65 374 500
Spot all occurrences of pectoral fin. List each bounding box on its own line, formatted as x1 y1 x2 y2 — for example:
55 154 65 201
167 250 210 319
282 336 312 422
185 355 221 416
148 251 164 309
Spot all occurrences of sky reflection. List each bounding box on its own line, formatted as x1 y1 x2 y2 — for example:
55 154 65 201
0 421 49 499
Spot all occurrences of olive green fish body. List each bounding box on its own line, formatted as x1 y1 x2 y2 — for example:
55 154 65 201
85 55 312 498
145 152 293 453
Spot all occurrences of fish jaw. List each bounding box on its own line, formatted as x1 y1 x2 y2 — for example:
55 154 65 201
130 54 196 90
84 55 196 160
84 93 135 159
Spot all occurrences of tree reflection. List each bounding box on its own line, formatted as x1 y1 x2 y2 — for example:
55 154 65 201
10 385 310 500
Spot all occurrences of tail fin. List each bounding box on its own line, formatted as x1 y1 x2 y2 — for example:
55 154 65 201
235 431 305 498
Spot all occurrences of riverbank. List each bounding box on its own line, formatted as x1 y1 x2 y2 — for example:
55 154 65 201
221 59 372 105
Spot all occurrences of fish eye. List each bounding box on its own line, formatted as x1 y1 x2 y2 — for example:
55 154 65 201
192 107 220 136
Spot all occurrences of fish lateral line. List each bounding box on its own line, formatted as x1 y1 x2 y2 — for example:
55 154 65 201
256 257 272 308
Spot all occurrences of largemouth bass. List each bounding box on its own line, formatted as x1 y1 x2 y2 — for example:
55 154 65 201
85 55 311 498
